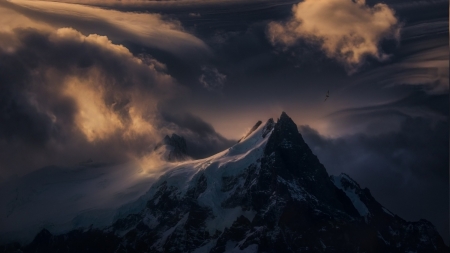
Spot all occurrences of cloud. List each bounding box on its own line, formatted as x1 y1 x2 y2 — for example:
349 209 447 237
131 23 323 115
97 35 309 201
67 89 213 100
189 12 201 17
299 114 449 245
370 21 448 93
268 0 401 73
0 4 51 32
0 24 180 178
4 0 211 57
300 88 449 244
344 19 449 94
0 4 236 180
199 66 227 92
159 107 236 159
18 0 248 7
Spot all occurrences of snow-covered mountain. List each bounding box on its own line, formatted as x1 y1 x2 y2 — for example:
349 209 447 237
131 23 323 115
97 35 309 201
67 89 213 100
0 112 448 252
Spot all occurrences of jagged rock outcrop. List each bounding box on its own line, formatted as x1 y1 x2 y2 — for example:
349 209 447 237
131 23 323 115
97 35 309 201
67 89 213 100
154 134 189 162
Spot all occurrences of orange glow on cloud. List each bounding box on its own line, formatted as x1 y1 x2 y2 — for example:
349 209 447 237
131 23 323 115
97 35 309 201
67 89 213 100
37 27 167 144
7 0 210 56
268 0 400 72
63 77 123 142
62 74 160 143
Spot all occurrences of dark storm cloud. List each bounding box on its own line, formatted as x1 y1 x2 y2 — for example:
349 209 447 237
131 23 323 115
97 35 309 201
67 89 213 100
349 21 449 95
367 0 448 8
299 89 449 244
300 119 449 244
206 23 276 73
323 90 448 177
0 0 241 179
199 66 227 92
161 109 216 138
0 25 220 179
0 77 65 145
11 29 169 92
328 91 448 129
0 25 236 178
0 29 79 145
302 116 448 181
159 108 235 159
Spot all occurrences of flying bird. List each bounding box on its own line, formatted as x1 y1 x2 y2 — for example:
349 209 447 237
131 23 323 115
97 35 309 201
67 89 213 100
324 90 329 101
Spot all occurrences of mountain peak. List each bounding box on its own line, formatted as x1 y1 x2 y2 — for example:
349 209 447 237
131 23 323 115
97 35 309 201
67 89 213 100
265 111 322 178
2 112 448 253
277 111 297 128
263 111 348 210
279 111 290 120
155 134 189 162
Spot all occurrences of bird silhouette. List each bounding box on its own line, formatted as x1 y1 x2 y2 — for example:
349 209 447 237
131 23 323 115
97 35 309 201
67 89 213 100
324 90 329 101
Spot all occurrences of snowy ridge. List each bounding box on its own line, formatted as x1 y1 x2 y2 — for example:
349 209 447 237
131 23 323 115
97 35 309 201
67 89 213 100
144 119 272 235
0 118 273 245
149 117 270 193
331 174 370 217
382 206 395 217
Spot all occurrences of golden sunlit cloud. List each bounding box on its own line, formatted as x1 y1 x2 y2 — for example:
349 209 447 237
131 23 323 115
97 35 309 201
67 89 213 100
45 27 166 142
268 0 400 73
64 77 159 143
63 77 123 142
0 20 183 175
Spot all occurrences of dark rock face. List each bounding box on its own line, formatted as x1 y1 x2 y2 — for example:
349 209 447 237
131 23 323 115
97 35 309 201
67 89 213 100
154 134 189 162
2 112 448 253
262 112 349 211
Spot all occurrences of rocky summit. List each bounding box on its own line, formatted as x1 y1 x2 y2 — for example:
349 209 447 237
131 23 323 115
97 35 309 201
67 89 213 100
154 134 190 162
1 112 448 253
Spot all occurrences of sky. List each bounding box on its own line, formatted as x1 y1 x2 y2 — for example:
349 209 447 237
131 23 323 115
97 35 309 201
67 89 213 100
0 0 448 244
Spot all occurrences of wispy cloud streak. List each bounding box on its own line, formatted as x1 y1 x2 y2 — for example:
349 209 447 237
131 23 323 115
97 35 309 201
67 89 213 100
6 0 211 57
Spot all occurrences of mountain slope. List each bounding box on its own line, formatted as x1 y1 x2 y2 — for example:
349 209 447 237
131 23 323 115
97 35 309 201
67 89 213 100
0 161 159 245
1 112 448 253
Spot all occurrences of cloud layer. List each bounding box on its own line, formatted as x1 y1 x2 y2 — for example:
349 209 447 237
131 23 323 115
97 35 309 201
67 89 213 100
299 114 449 244
356 19 449 93
0 23 231 179
5 0 211 57
0 25 171 173
268 0 401 72
159 108 236 158
299 88 449 243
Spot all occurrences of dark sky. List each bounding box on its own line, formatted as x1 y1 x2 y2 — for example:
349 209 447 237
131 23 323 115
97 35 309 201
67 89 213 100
0 0 448 244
